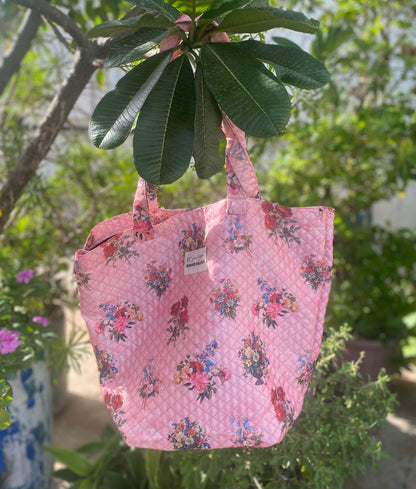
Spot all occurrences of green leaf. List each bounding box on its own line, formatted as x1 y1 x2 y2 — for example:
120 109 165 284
133 55 196 184
127 0 181 22
0 379 12 408
104 28 169 67
170 0 216 17
85 16 145 38
201 42 291 137
145 449 161 489
86 13 174 40
0 409 11 431
193 62 225 179
272 35 302 49
201 0 255 21
53 468 82 483
216 7 319 34
237 40 330 89
89 52 171 150
44 447 93 476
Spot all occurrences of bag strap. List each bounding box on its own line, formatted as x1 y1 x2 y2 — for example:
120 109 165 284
132 118 261 239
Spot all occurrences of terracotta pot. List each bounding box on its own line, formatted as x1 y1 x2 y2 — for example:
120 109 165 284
343 338 397 380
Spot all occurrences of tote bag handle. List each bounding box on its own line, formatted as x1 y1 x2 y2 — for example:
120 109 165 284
132 117 261 237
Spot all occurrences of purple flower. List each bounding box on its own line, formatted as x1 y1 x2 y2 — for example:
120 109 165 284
33 316 49 327
0 328 21 354
16 269 34 284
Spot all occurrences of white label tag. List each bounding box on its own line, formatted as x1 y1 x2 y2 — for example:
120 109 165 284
184 247 207 275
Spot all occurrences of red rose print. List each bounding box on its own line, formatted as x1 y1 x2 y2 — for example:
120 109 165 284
274 402 286 422
111 394 123 411
276 205 293 218
171 302 181 316
265 214 278 230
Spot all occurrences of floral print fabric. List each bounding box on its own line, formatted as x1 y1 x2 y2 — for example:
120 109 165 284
75 121 334 450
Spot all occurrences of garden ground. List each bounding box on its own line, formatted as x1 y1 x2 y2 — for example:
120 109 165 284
53 312 416 489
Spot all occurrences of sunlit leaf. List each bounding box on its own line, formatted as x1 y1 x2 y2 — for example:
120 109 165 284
216 7 319 34
89 52 171 149
201 42 291 137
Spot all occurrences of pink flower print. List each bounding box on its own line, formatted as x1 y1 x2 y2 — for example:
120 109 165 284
16 269 34 284
114 316 129 333
32 316 49 327
95 322 104 335
266 302 282 319
0 328 21 354
145 262 172 298
168 417 210 450
229 416 264 447
175 340 230 402
98 301 143 342
138 359 162 405
220 367 231 382
301 255 332 291
238 332 269 385
210 278 240 319
254 278 297 329
178 223 205 255
191 371 210 393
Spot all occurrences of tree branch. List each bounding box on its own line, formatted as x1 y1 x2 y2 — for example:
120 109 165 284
0 40 109 232
9 0 85 47
0 7 43 96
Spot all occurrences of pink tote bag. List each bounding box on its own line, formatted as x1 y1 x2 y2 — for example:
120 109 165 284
74 119 334 450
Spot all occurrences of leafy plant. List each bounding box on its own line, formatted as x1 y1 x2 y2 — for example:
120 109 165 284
87 0 329 184
48 326 396 489
0 267 58 429
328 223 416 356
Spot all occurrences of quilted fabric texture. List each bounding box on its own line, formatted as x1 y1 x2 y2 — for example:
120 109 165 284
74 120 334 450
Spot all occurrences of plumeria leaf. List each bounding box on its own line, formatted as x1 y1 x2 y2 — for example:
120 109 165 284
133 55 196 184
86 12 174 38
201 0 255 21
237 40 330 89
89 52 171 150
272 35 302 49
85 15 145 38
126 0 181 22
170 0 217 17
104 28 169 67
193 62 225 179
216 7 319 34
201 42 291 137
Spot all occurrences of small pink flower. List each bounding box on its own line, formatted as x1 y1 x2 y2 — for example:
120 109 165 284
191 371 210 393
33 316 49 327
0 328 21 354
267 302 282 319
222 368 231 382
16 269 34 284
114 316 129 333
251 303 259 316
95 322 104 334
